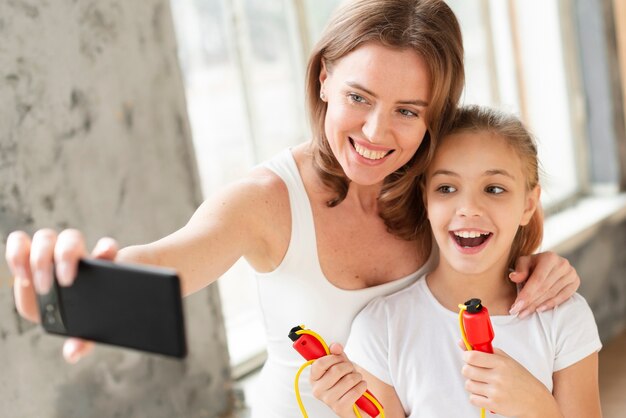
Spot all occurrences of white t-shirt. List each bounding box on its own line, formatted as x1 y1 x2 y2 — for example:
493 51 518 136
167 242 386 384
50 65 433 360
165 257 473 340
345 276 602 418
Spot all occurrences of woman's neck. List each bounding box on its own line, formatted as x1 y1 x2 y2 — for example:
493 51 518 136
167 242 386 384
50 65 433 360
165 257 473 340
426 259 517 315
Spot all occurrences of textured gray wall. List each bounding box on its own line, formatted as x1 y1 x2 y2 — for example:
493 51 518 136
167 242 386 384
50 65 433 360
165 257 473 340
564 217 626 343
0 1 233 417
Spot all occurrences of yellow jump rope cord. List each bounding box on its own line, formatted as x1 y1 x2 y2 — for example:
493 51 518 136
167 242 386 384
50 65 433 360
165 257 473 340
458 306 486 418
294 328 385 418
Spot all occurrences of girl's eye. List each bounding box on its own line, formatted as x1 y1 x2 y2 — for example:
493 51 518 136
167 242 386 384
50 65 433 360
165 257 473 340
348 93 367 104
436 185 456 194
486 185 505 194
399 108 418 118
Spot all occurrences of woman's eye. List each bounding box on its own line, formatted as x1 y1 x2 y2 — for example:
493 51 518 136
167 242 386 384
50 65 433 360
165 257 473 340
436 185 456 194
399 108 418 118
486 185 505 194
348 93 367 104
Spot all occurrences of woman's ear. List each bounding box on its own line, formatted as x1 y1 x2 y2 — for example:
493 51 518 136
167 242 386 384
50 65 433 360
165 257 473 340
319 59 328 92
520 185 541 226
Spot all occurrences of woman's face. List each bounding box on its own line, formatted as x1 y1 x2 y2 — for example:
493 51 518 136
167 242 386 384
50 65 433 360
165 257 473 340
319 42 431 187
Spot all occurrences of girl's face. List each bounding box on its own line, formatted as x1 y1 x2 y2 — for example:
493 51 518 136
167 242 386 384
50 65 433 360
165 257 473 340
319 42 431 187
425 131 540 276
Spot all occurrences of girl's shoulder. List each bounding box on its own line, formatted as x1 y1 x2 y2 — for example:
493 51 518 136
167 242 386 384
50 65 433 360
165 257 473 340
548 292 593 318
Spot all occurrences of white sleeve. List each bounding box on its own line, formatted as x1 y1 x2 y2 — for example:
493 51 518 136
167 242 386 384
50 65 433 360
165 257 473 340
552 293 602 371
344 296 393 386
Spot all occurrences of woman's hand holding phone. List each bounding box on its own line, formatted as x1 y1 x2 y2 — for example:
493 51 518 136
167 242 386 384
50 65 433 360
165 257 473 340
6 229 119 363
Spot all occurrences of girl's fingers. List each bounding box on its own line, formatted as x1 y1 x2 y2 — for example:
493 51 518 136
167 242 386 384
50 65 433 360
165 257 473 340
310 352 349 382
468 392 491 409
461 363 490 383
462 350 496 368
465 379 490 398
336 379 367 410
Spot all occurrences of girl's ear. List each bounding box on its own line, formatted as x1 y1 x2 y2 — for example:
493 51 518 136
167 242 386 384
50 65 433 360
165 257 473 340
520 185 541 226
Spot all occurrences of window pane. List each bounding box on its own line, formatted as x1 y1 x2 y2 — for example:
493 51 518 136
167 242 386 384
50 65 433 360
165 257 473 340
171 0 254 197
514 0 580 207
303 0 341 45
239 0 307 161
447 0 496 106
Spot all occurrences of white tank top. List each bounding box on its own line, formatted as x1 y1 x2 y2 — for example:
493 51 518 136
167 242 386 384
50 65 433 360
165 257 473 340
248 148 436 417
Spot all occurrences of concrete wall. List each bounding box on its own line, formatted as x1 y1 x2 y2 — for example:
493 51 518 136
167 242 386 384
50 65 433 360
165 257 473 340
564 217 626 343
0 1 233 417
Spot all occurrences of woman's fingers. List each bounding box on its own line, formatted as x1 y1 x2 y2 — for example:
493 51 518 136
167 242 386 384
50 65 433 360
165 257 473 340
53 229 87 286
6 231 33 283
91 237 119 260
30 229 58 294
13 266 40 323
334 376 367 410
536 282 578 312
511 252 579 317
63 338 95 364
518 265 578 318
6 231 39 322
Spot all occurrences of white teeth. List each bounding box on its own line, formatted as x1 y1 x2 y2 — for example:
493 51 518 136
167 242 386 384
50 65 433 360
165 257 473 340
353 142 388 160
454 231 490 238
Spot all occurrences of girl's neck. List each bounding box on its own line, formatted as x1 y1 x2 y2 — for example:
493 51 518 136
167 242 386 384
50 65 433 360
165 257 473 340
426 259 517 316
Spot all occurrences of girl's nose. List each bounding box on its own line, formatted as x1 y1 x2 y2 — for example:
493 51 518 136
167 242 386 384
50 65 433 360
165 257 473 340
456 194 484 218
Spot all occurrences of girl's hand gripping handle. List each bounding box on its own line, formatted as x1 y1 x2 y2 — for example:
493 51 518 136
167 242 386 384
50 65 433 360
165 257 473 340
289 325 383 417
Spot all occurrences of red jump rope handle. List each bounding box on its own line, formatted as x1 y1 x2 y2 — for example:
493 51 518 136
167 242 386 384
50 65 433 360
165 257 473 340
290 328 382 417
461 300 494 354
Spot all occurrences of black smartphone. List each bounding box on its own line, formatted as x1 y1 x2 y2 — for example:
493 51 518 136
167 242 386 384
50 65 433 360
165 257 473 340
36 258 187 358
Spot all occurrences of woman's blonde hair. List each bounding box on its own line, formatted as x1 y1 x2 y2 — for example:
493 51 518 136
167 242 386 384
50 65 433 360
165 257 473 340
437 105 544 268
306 0 464 250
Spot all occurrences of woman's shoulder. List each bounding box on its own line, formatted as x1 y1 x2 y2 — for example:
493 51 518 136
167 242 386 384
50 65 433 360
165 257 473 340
245 144 311 196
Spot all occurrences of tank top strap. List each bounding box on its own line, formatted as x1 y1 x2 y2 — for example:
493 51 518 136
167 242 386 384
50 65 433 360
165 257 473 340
261 148 318 268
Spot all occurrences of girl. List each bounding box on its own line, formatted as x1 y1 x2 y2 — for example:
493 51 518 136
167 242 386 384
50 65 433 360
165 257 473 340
311 105 602 417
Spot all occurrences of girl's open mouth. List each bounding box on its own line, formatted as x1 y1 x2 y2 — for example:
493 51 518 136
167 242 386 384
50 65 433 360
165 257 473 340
449 231 493 254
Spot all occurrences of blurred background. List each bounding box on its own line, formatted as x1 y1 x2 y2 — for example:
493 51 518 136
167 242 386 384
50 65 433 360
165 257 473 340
1 0 625 417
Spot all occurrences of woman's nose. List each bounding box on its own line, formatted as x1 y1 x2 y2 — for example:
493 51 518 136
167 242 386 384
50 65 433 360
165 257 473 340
362 109 389 144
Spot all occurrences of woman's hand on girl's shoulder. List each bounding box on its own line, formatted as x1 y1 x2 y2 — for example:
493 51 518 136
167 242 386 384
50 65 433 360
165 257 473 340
508 252 580 318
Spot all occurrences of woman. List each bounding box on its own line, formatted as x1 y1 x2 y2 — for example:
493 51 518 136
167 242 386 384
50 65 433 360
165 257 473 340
6 0 579 416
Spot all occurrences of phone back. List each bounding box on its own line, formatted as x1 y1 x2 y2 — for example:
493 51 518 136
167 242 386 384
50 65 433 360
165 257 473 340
38 258 187 358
